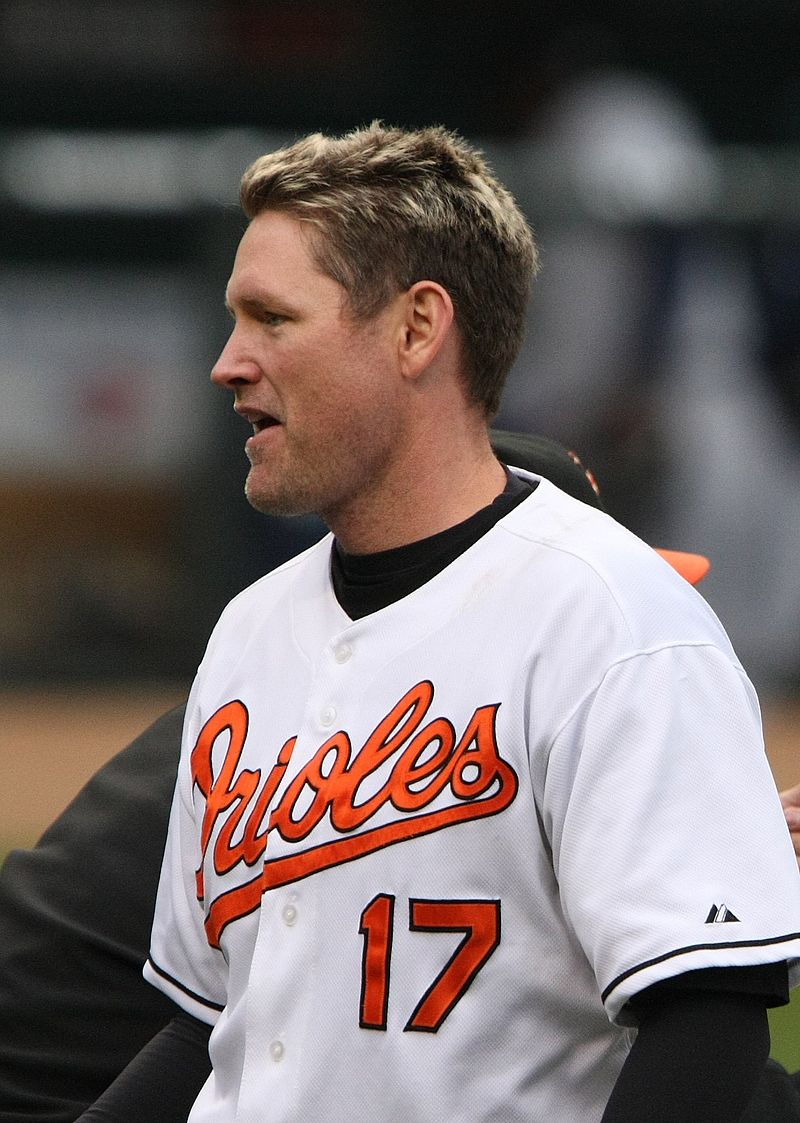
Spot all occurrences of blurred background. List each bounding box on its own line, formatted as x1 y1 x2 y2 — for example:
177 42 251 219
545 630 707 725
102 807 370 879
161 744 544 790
1 1 799 1055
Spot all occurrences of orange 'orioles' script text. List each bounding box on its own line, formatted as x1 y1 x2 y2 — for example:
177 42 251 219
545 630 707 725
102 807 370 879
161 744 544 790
191 680 518 946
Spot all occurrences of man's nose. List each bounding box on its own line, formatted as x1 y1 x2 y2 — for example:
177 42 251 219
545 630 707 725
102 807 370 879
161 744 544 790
210 331 261 389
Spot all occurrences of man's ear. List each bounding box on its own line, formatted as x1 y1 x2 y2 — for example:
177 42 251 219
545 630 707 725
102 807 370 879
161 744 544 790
397 280 455 380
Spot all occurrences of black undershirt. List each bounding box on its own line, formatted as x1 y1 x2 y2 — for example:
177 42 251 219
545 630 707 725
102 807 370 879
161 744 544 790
331 470 533 619
78 473 787 1121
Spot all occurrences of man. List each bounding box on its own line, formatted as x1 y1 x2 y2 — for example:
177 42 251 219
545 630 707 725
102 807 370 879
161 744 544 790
11 432 773 1123
79 123 799 1120
0 433 716 1123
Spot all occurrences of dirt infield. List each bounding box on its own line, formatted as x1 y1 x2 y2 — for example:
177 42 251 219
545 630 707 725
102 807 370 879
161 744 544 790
0 682 188 848
1 683 797 850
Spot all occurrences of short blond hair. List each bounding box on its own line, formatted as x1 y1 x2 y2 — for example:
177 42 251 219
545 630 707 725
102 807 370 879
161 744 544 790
240 122 538 417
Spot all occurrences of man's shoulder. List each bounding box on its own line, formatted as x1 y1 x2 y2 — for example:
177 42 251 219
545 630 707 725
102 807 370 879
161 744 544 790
498 477 661 589
191 533 336 677
498 479 733 655
221 532 333 614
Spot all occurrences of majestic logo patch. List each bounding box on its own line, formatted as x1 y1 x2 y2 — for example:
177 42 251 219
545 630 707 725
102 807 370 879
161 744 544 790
191 680 518 946
705 903 740 924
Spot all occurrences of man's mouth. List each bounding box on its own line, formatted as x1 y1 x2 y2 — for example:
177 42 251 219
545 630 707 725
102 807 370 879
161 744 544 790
236 405 282 435
253 414 280 434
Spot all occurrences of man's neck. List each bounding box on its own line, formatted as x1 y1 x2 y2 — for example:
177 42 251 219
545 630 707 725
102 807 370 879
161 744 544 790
331 470 535 619
326 437 508 555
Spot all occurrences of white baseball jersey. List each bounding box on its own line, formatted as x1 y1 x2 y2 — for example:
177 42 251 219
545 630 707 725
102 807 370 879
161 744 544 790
146 472 800 1122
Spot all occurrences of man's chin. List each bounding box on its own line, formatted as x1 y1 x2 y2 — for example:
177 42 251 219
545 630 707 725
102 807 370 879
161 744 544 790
244 476 316 519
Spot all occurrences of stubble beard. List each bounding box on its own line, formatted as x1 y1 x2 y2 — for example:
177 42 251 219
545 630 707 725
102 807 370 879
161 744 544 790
244 454 321 519
243 439 360 525
243 418 397 531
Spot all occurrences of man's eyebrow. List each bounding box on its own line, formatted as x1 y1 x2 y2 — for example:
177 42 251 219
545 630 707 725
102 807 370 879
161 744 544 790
224 293 290 318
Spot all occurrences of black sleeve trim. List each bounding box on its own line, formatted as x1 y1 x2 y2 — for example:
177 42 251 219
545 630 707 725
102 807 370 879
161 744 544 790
632 962 789 1008
146 956 225 1014
602 932 800 1004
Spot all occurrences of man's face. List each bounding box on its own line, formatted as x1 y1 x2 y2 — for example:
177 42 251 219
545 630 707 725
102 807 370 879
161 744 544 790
212 210 405 526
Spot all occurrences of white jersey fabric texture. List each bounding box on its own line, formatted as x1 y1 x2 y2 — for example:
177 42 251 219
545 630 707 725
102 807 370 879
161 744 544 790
146 471 800 1122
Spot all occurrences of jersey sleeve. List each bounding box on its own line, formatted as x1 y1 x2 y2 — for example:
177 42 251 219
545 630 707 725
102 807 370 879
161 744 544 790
144 695 228 1025
543 640 800 1026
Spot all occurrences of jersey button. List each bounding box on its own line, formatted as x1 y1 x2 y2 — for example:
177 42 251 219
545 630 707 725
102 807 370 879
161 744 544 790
282 903 298 926
320 705 336 728
333 642 353 664
269 1039 285 1062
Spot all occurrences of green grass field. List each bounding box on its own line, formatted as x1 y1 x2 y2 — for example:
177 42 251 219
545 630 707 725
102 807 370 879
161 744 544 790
771 988 800 1071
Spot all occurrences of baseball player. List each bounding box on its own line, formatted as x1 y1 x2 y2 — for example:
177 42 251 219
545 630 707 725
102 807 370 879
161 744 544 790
3 433 748 1123
78 124 800 1122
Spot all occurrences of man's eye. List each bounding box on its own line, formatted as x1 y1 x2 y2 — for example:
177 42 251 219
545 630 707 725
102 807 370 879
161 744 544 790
262 313 286 328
